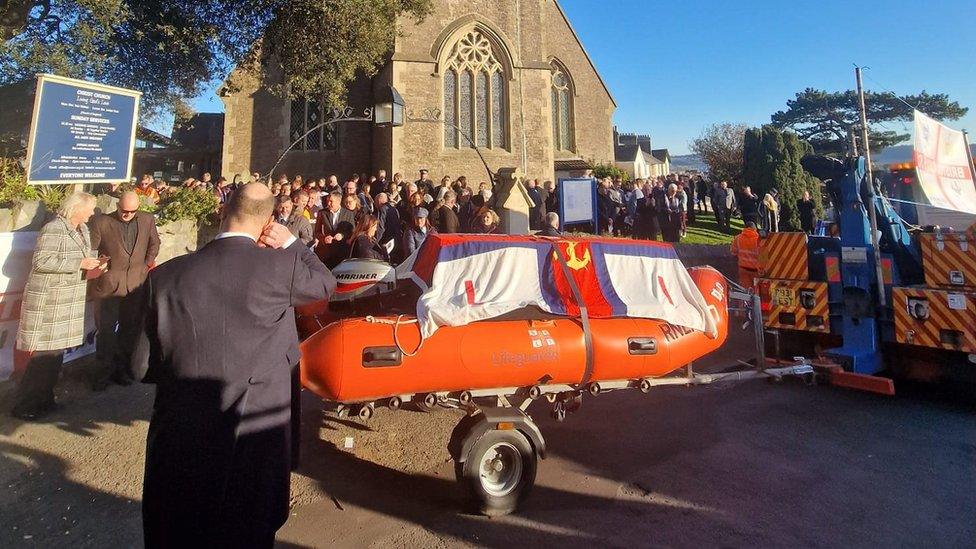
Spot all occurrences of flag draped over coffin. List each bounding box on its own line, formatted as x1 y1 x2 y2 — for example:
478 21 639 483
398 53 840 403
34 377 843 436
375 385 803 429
397 234 718 339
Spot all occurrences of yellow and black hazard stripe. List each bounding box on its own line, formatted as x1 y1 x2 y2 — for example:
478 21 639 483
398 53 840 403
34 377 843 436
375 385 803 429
892 286 976 353
920 233 976 289
759 232 809 281
761 279 830 333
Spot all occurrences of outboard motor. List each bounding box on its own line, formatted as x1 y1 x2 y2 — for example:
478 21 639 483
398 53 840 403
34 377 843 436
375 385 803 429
331 259 398 302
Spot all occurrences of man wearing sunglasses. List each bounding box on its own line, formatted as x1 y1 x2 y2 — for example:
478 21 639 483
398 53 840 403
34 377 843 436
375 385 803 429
88 191 160 390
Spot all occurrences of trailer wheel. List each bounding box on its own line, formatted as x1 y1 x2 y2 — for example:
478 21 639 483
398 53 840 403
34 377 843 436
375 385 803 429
638 379 652 393
457 429 537 517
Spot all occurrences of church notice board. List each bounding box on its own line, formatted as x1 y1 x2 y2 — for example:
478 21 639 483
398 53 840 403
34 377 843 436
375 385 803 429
558 178 598 232
26 74 142 185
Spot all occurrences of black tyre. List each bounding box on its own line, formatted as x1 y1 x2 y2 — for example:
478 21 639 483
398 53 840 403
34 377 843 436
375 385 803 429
416 393 438 411
457 429 537 517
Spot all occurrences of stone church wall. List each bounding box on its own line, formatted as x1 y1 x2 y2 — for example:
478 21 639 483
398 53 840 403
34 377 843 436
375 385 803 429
221 0 615 184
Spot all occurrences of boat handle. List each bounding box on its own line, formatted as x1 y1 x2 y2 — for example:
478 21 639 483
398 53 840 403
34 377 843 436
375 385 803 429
628 337 657 355
362 346 403 367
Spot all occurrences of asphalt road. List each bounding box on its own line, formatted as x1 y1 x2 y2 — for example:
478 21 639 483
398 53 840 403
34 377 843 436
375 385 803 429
1 325 974 548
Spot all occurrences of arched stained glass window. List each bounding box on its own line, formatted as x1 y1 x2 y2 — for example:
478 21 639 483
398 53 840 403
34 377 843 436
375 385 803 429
550 62 574 152
443 29 507 150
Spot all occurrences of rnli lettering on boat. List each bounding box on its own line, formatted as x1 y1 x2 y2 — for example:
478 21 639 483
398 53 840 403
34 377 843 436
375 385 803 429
660 323 695 342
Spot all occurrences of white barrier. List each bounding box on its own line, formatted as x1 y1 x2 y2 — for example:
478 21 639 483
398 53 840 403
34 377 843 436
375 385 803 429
0 232 96 381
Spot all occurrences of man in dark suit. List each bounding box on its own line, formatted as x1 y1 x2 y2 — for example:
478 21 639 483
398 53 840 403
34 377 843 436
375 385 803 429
430 190 460 234
89 191 160 389
538 212 562 237
132 183 336 548
313 191 356 268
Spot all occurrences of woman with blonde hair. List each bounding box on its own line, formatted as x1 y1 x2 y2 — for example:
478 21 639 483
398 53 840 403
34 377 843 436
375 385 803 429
470 207 500 234
12 191 106 420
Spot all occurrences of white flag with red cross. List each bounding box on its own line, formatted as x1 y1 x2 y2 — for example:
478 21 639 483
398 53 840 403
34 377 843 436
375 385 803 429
913 110 976 214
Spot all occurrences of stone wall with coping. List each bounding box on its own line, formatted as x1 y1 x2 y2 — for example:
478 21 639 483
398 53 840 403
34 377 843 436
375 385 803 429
0 199 218 264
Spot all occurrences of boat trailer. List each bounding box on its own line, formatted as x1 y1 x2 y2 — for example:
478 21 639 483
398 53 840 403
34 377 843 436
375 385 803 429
328 284 815 516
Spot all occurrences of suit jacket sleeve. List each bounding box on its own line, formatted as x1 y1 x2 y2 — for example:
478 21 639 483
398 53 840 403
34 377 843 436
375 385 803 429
313 210 329 244
146 215 161 264
299 218 314 246
289 240 336 307
89 216 103 253
376 208 387 243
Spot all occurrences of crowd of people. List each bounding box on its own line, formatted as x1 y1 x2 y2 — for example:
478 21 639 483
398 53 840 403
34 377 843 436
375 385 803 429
124 166 822 259
181 168 560 269
595 173 822 244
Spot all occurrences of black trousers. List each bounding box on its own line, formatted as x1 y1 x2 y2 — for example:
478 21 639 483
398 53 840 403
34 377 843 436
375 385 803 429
715 207 729 231
95 291 143 383
13 350 65 414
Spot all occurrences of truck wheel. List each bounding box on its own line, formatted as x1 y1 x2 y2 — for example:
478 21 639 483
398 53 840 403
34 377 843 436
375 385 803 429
457 429 537 517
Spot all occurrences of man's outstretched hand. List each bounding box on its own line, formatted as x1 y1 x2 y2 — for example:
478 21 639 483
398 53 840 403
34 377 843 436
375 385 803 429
260 223 293 249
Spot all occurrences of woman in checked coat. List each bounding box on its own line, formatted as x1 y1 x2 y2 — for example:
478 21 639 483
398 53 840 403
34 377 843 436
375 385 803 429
12 191 105 420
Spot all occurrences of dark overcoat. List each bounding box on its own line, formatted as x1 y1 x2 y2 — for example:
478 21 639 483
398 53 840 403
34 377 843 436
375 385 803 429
132 236 335 547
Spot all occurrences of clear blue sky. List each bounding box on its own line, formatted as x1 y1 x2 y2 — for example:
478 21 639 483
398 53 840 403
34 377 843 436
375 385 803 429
186 0 976 155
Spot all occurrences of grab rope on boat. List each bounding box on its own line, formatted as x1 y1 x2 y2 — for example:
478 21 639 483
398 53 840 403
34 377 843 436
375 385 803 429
365 315 425 357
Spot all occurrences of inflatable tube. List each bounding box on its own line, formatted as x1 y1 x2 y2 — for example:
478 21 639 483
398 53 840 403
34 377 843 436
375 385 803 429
300 266 728 403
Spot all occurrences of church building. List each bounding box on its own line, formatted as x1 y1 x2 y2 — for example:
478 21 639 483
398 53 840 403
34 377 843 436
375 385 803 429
219 0 616 184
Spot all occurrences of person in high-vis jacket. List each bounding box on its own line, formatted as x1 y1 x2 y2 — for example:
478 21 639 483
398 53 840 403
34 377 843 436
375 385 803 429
731 222 761 288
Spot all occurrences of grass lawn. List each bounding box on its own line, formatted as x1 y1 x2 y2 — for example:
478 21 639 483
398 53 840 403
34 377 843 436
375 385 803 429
681 213 744 245
564 213 745 246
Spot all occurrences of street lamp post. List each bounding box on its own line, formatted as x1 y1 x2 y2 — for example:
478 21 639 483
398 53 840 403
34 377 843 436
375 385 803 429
265 85 404 181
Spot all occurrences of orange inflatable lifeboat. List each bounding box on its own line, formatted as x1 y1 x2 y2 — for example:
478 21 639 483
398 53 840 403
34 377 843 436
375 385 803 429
300 235 728 404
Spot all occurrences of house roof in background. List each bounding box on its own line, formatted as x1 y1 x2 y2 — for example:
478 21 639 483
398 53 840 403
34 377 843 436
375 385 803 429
136 127 172 147
614 143 641 162
642 150 662 165
652 149 670 162
172 113 224 150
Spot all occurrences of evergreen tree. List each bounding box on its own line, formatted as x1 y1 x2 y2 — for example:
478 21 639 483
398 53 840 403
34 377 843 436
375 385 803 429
742 125 822 231
1 0 433 120
771 88 967 155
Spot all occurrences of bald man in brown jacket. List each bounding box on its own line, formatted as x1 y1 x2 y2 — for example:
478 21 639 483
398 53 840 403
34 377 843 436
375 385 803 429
89 191 160 389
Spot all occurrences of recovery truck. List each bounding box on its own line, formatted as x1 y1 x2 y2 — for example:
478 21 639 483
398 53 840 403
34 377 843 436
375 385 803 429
756 154 976 393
